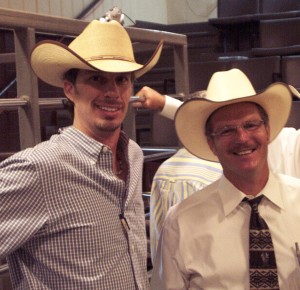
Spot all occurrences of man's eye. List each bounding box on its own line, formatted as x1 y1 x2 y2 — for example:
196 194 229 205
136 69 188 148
244 122 259 130
88 76 97 82
219 127 235 136
91 76 102 82
116 76 129 85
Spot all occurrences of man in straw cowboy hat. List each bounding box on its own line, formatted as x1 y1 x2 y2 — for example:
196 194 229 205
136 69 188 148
150 69 300 289
134 76 300 264
0 20 162 289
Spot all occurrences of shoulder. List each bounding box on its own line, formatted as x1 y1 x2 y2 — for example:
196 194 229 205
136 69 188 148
271 173 300 213
128 138 143 156
275 172 300 188
156 147 221 170
279 127 300 138
165 180 220 222
157 148 191 166
2 140 51 163
127 139 144 171
1 132 75 168
270 127 300 149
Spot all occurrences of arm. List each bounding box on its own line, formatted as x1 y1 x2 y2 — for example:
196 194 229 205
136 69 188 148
150 206 188 290
267 86 300 177
0 155 47 257
150 179 171 264
134 86 183 120
268 127 300 178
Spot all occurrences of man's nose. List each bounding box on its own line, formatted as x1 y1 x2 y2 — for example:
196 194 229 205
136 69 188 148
235 126 249 141
104 80 119 97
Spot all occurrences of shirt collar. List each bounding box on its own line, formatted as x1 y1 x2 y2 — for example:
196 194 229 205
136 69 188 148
218 171 284 216
259 171 284 209
59 126 129 162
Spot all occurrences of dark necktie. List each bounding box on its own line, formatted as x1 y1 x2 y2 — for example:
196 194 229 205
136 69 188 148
245 195 280 290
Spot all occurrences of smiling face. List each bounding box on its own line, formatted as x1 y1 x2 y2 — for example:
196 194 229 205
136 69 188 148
63 69 133 142
207 102 270 183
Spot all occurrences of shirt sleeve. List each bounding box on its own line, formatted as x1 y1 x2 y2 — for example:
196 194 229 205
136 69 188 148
0 155 48 257
150 206 188 290
150 178 173 264
159 95 183 120
268 127 300 177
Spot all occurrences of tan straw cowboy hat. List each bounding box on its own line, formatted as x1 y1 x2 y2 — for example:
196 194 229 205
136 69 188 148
31 20 163 88
175 68 295 162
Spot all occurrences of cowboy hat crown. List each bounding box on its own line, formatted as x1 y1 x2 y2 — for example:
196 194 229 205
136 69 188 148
31 20 163 87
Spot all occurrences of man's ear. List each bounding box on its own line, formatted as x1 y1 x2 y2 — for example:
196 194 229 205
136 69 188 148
63 80 75 102
266 123 271 144
207 136 218 157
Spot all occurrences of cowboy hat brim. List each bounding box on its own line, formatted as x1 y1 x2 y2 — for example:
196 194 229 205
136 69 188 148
31 39 163 88
175 82 293 162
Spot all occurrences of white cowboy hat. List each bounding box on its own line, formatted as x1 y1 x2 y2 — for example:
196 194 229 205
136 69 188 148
30 20 163 88
175 68 294 162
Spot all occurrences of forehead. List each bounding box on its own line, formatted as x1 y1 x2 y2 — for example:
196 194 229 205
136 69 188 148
209 102 261 124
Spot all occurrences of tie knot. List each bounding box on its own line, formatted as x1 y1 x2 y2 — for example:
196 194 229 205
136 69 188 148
243 195 264 211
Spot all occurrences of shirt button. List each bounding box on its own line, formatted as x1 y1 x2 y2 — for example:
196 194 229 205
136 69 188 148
131 244 135 252
102 146 108 153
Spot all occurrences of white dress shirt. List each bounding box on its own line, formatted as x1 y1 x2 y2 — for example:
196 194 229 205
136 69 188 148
151 172 300 290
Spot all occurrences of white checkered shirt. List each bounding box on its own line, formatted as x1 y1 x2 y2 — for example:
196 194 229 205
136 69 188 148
0 126 148 289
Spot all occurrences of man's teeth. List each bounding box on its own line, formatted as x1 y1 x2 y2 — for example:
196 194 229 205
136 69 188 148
96 104 119 112
102 106 118 112
236 150 253 155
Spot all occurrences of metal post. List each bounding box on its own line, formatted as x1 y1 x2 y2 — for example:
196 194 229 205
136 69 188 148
14 27 41 149
173 44 190 100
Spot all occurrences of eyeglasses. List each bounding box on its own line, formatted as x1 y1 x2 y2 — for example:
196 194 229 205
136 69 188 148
210 120 265 138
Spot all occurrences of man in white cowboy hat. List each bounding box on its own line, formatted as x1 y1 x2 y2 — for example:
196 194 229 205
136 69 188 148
134 77 300 264
149 69 300 289
135 83 300 179
0 20 162 289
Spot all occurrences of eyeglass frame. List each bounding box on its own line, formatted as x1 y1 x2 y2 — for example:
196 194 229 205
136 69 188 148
208 119 266 138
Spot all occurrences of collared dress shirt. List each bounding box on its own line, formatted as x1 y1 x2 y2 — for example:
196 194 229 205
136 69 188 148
150 148 222 262
151 96 300 264
150 172 300 290
0 126 149 290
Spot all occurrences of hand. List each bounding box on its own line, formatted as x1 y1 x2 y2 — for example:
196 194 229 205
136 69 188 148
132 86 166 111
289 85 300 99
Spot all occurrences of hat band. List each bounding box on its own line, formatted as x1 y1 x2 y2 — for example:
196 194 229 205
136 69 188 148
85 55 135 62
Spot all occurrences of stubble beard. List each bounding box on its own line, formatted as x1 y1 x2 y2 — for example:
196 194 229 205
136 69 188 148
95 118 122 133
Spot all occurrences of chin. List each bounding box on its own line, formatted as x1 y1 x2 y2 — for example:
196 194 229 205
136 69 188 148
239 162 262 173
97 122 121 132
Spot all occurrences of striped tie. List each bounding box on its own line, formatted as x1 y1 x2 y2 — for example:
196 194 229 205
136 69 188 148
245 196 279 290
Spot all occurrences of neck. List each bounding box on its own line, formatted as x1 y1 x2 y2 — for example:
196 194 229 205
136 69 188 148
73 123 121 151
224 167 269 196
